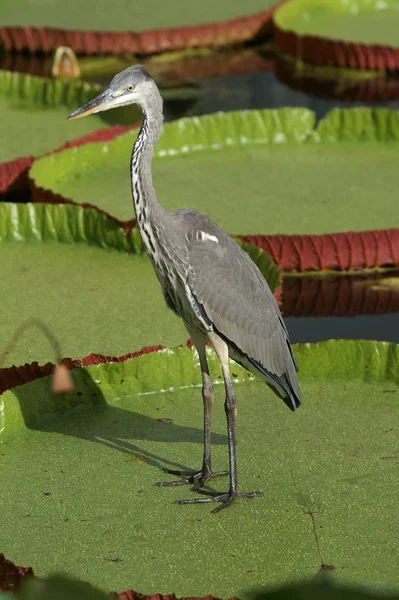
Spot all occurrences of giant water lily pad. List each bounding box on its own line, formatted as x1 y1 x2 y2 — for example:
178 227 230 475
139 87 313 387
0 340 398 596
273 0 399 72
0 0 277 31
30 108 399 234
0 71 114 163
0 202 278 368
274 0 399 47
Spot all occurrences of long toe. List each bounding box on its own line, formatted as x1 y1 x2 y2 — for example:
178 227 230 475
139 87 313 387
156 468 203 487
157 469 229 488
175 490 260 512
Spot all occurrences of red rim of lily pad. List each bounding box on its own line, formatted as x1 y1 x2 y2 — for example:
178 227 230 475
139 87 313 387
0 123 136 195
273 1 399 72
0 553 34 594
25 181 399 273
274 21 399 72
0 2 283 57
239 230 399 273
2 338 398 402
0 345 165 397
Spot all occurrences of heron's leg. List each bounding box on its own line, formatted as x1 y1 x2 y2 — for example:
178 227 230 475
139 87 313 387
156 329 228 489
176 331 260 512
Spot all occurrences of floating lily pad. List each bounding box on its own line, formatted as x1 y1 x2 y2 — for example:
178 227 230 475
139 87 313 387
0 71 112 163
274 0 399 47
0 202 278 368
0 0 277 31
273 0 399 72
0 340 397 597
30 108 399 234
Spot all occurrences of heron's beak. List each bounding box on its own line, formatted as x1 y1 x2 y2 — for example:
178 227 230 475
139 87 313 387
67 88 118 120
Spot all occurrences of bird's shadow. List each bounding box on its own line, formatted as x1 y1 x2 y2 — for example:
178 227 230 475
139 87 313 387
12 369 227 475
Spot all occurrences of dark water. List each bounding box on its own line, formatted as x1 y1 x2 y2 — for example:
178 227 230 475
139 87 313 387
282 274 399 344
163 54 399 121
281 271 399 343
167 71 399 122
285 313 399 344
1 50 399 344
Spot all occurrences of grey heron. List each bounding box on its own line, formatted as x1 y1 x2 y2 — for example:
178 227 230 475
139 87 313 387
68 66 301 513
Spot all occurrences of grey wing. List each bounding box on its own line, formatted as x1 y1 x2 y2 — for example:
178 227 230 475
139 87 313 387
187 230 301 410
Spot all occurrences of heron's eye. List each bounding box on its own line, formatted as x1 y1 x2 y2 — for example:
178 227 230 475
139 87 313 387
127 85 134 92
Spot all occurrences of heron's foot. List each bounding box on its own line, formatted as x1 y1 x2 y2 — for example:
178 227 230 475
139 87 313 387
175 488 261 513
156 468 229 488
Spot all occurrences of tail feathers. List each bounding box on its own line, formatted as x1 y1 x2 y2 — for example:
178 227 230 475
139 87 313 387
216 328 301 412
247 356 301 412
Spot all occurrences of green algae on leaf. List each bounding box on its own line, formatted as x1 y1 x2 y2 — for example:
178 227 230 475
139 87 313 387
0 341 397 596
0 0 278 31
30 108 399 233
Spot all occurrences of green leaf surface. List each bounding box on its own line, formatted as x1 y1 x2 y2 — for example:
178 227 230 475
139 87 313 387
0 71 111 163
30 108 399 234
0 341 398 597
274 0 399 47
0 202 278 369
0 0 277 31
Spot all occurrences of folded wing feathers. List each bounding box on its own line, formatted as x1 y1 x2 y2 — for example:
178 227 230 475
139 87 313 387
187 227 301 406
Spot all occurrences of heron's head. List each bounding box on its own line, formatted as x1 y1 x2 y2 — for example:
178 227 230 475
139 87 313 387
67 65 161 120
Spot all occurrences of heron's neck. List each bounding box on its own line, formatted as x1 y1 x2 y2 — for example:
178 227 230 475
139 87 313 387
130 106 164 234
